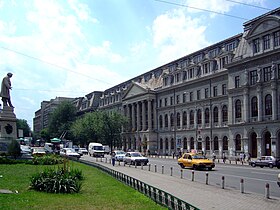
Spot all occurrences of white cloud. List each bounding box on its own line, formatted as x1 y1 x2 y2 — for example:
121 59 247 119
68 0 98 23
152 9 209 63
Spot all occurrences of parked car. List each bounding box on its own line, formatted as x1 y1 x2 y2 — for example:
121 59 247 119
123 152 149 166
31 147 46 157
114 150 126 161
249 156 280 168
78 148 88 155
60 148 80 159
178 153 215 170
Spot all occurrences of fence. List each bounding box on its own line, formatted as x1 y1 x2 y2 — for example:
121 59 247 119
78 159 199 210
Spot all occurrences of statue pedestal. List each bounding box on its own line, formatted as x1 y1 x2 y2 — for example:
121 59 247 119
0 106 17 153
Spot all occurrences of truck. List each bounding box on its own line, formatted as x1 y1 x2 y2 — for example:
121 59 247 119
88 142 104 157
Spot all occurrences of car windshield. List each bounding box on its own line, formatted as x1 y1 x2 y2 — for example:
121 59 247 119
93 146 103 150
116 151 125 155
192 155 207 159
131 153 142 157
67 148 76 153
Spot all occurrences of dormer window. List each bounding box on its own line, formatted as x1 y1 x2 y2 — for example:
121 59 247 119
274 31 280 47
163 77 168 86
253 38 260 53
263 34 270 50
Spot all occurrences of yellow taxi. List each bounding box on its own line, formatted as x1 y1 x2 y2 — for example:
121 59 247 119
178 153 215 170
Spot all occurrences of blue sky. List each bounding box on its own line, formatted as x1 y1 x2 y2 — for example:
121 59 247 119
0 0 279 130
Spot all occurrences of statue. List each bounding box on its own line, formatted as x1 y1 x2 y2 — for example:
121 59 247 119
271 61 276 80
0 73 14 108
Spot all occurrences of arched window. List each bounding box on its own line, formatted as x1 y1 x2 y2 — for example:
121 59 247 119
265 94 272 115
183 137 187 149
190 110 194 125
165 138 168 150
222 136 228 150
170 113 174 127
235 134 241 151
214 136 219 150
160 138 163 150
183 111 187 126
213 107 219 123
190 137 194 149
159 115 163 128
222 105 228 122
251 96 258 117
206 137 210 150
205 108 210 124
171 138 175 149
197 109 202 125
177 112 181 127
235 100 242 118
165 114 168 128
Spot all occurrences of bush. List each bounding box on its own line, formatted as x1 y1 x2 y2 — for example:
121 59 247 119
32 154 64 165
30 167 84 193
8 140 21 159
0 156 30 164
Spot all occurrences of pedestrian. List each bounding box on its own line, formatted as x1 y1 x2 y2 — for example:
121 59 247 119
222 152 226 164
111 151 116 166
247 153 251 162
212 152 216 162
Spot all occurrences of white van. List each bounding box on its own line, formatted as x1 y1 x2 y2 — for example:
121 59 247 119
44 143 53 153
88 142 104 157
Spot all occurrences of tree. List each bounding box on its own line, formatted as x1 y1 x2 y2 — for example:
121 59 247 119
8 140 21 159
48 101 76 139
16 119 31 137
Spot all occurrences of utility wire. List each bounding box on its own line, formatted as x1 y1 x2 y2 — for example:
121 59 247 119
0 46 114 86
225 0 272 11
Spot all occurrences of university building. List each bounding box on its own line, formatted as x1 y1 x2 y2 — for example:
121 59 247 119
34 7 280 159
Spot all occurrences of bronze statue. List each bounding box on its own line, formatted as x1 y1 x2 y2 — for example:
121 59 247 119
0 73 14 108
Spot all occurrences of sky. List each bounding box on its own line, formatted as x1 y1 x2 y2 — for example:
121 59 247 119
0 0 279 131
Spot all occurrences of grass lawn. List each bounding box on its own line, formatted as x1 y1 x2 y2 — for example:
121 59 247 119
0 161 166 210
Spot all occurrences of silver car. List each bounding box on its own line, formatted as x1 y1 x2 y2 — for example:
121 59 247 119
249 156 280 168
114 150 126 161
123 152 149 166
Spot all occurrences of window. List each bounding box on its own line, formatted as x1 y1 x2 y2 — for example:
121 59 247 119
171 139 175 150
176 95 180 104
190 92 193 101
251 96 258 117
165 138 168 150
159 115 163 128
164 114 168 128
204 63 209 74
213 86 218 97
214 137 219 150
265 94 272 115
183 137 187 149
183 93 186 103
263 66 272 82
235 100 242 119
235 134 241 151
253 38 260 53
159 99 162 107
197 90 201 100
170 96 173 105
222 84 227 95
213 107 219 123
190 137 194 150
205 108 210 124
177 112 180 127
183 71 187 80
189 68 193 79
175 73 181 83
197 109 202 125
274 31 280 47
222 105 228 122
235 76 240 88
220 56 228 69
263 34 270 50
223 136 228 151
205 88 209 98
250 70 258 85
183 111 187 126
163 77 168 86
206 137 210 150
164 98 168 106
160 138 163 150
190 110 194 125
170 113 174 127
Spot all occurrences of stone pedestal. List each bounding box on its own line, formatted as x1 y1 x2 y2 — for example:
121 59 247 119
0 106 17 153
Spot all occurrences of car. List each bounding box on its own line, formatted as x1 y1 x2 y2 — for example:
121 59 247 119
123 152 149 166
78 148 88 156
20 145 31 155
31 147 46 157
249 156 280 168
60 148 81 159
178 153 215 170
114 150 126 161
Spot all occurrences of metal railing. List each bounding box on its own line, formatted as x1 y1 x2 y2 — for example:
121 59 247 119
78 159 199 210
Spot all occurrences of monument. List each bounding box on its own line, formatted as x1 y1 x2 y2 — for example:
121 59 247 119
0 72 17 154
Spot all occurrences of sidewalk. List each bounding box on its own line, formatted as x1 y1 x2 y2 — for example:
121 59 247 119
81 157 280 210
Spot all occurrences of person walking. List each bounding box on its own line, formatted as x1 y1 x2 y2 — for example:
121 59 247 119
111 151 116 166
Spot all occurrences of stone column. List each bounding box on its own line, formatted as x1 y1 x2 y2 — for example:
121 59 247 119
168 113 171 130
180 110 183 130
243 88 249 123
142 101 146 131
136 102 140 131
186 110 190 129
271 82 277 120
148 99 152 131
219 139 223 158
228 96 233 125
153 100 157 130
257 86 263 122
202 108 205 128
187 138 190 152
218 105 222 126
131 103 135 131
257 137 262 157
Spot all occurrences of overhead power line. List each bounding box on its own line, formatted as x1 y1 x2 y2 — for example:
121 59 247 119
225 0 271 11
0 46 114 86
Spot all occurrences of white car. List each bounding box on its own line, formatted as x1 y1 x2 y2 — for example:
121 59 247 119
78 148 88 155
123 152 149 166
114 150 126 161
60 148 80 158
20 145 31 155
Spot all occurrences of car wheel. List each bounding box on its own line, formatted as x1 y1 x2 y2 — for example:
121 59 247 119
179 163 185 169
193 165 197 170
251 163 256 167
260 166 264 168
268 164 274 168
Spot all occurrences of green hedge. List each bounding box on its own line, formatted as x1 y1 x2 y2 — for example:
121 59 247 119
32 155 64 165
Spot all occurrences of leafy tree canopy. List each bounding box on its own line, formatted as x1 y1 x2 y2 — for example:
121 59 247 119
16 119 31 137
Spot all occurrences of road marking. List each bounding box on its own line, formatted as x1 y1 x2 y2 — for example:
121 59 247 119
251 171 277 176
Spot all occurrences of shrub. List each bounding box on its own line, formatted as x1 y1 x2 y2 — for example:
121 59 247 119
32 154 64 165
0 156 31 164
30 167 84 193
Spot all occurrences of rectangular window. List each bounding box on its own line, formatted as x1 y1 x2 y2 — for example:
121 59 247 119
159 99 162 107
189 68 193 79
263 34 270 50
170 96 173 105
220 57 228 69
176 95 180 104
203 63 209 74
205 88 209 98
250 70 258 85
163 77 168 86
263 66 272 82
253 38 260 53
213 86 218 97
164 98 168 106
190 92 193 102
183 93 186 103
222 84 227 95
197 90 201 100
235 76 240 88
176 73 180 83
274 31 280 47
